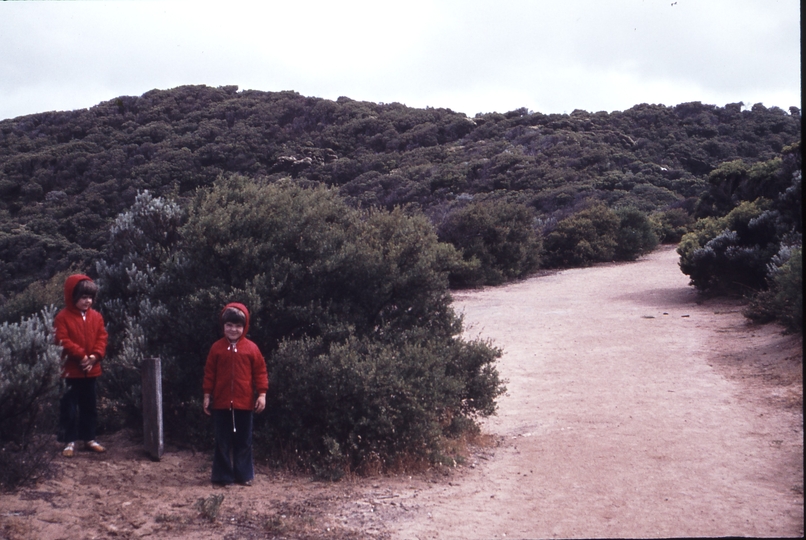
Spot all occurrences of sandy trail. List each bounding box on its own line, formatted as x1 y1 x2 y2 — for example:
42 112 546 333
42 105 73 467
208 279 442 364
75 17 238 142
391 245 803 539
1 246 801 539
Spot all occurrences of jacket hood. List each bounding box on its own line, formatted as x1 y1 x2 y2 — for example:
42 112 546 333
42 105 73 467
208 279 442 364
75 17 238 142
64 274 93 314
220 302 250 338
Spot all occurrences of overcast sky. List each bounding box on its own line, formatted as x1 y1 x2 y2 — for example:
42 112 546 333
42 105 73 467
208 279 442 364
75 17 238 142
0 0 801 122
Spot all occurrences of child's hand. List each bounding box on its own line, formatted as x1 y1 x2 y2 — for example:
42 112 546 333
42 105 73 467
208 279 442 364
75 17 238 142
254 394 266 414
203 394 212 416
80 355 93 372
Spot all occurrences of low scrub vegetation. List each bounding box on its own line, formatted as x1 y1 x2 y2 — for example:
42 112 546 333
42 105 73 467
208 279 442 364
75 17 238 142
0 87 800 488
744 246 803 332
92 180 504 478
678 142 802 331
0 87 800 301
438 199 541 287
541 203 658 268
0 307 62 489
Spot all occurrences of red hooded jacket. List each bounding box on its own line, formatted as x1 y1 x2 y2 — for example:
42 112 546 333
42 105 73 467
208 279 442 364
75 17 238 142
202 302 269 411
54 274 108 379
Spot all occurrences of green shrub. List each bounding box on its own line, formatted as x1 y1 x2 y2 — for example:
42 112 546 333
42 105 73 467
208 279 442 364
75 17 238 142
266 333 502 476
0 268 75 323
95 190 184 430
696 156 790 218
0 307 62 490
438 200 542 287
650 208 693 244
97 178 505 471
614 207 659 261
677 199 780 292
745 246 803 332
680 142 801 328
543 203 619 267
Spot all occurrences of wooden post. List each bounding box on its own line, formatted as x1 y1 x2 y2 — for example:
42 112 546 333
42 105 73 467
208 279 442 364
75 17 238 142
141 357 164 461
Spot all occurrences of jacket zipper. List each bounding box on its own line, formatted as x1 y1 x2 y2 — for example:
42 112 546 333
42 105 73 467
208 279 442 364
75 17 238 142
83 311 88 378
230 342 236 433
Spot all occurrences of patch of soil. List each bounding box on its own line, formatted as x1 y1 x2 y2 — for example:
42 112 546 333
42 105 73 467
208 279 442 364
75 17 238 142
1 246 801 539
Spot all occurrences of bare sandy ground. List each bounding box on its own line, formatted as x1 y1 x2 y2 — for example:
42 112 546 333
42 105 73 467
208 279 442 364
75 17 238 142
393 245 803 539
1 245 802 539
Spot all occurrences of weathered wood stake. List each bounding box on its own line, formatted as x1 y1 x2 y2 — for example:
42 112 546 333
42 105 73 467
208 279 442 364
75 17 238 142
141 357 164 461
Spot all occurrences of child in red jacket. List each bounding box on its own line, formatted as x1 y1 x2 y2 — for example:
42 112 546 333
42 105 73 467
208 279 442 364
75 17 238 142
203 303 269 486
55 274 109 457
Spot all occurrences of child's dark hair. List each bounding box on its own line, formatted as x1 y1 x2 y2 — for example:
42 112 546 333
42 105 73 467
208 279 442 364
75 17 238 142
222 307 246 326
72 279 98 304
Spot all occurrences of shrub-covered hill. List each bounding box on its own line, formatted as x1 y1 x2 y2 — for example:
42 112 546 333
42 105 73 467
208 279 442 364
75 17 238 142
0 84 801 300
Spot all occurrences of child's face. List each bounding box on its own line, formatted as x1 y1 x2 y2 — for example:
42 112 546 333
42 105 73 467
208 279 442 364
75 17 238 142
75 295 93 312
224 322 244 342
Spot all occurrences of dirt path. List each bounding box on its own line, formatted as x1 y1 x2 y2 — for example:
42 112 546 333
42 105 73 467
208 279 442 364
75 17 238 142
1 245 802 539
389 245 803 539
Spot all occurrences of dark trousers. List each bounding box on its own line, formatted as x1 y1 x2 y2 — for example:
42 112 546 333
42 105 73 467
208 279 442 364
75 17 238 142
58 377 98 443
211 408 254 484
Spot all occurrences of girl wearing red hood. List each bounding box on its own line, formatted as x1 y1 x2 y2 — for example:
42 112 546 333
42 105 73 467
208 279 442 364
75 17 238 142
203 303 269 486
54 274 109 457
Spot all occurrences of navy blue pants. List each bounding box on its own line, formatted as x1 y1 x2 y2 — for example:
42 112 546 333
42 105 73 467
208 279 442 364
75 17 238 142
211 408 254 484
58 377 98 443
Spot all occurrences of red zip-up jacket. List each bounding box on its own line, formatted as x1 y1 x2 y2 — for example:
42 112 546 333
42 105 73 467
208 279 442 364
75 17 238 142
202 303 269 411
54 274 108 379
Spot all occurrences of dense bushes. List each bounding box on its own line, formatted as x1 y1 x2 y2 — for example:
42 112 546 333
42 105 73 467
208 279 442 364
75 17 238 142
438 200 541 287
0 84 800 479
677 199 778 292
270 332 501 476
695 157 792 218
542 203 620 267
679 143 801 291
1 87 800 300
650 207 694 244
94 191 184 428
678 142 802 331
614 207 659 261
95 180 504 473
744 246 803 332
0 268 74 323
541 203 659 268
0 307 62 489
